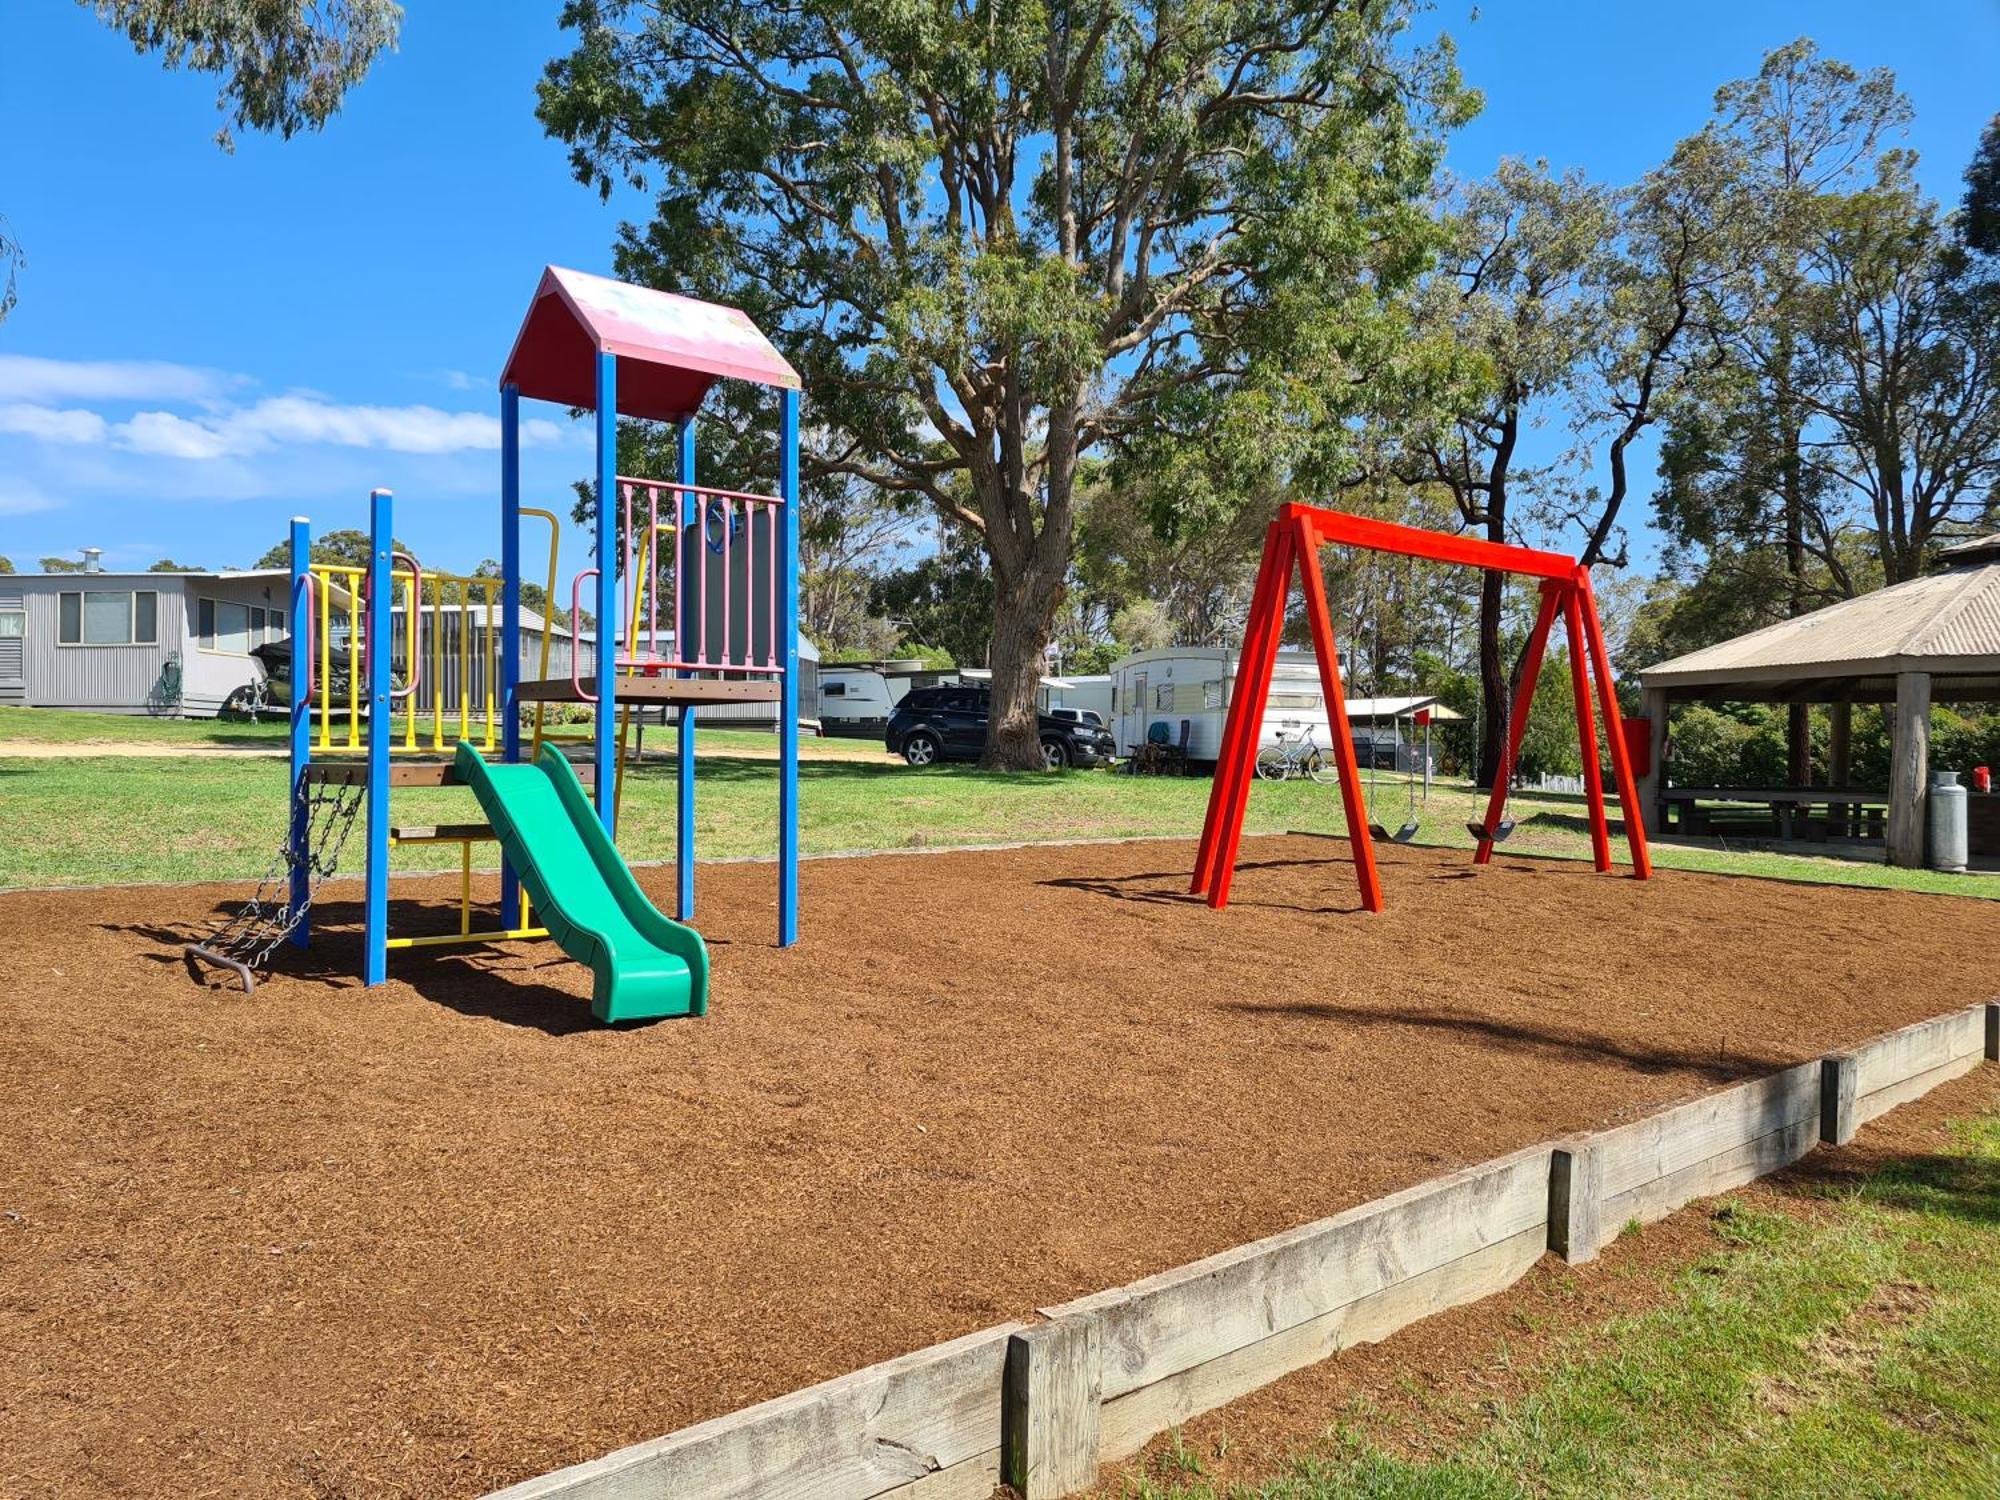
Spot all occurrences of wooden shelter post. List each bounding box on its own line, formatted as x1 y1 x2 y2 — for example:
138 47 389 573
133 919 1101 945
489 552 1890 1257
1888 671 1932 868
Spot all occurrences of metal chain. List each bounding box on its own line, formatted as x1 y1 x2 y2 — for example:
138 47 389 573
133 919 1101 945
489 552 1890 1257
197 776 367 973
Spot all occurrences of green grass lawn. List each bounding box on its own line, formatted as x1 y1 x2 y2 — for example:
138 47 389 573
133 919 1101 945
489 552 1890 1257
0 705 818 758
0 704 292 746
0 734 1993 895
1121 1106 2000 1500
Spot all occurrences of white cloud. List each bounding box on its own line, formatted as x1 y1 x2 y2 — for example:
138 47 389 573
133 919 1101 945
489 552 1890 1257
0 355 230 404
0 403 110 444
122 410 234 460
110 395 573 460
0 478 59 516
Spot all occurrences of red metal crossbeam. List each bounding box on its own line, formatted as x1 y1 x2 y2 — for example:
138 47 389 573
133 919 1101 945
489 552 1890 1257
1286 502 1578 581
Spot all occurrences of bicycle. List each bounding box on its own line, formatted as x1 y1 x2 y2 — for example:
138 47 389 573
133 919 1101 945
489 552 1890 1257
1254 728 1338 784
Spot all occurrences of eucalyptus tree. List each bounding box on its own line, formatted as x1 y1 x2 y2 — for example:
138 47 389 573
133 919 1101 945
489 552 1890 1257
1797 176 2000 583
1650 40 1908 778
538 0 1471 767
1396 159 1610 781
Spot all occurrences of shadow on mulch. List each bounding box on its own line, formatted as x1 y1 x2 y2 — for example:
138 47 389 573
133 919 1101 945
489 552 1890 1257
1041 855 1377 916
1223 995 1789 1084
99 894 630 1037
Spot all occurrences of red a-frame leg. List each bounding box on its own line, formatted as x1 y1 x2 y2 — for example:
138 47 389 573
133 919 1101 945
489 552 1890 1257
1195 522 1296 905
1193 523 1289 896
1294 511 1382 912
1576 568 1653 879
1473 580 1561 865
1562 583 1612 871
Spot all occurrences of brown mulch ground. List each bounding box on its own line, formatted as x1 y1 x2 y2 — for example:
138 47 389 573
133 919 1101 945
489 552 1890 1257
2 836 1995 1498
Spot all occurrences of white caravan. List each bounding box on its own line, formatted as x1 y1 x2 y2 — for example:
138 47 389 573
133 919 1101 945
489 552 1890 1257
818 660 957 737
1109 647 1333 762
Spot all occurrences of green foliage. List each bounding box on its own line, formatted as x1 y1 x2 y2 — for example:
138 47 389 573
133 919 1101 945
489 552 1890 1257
37 556 86 573
146 558 202 572
1666 705 1790 788
868 531 995 668
253 528 406 571
1663 703 2000 789
1933 707 2000 778
471 558 557 625
83 0 401 150
1109 599 1175 654
1061 640 1122 676
0 555 15 574
1962 111 2000 257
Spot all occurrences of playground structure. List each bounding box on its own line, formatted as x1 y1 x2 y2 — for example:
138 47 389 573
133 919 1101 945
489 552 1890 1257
1194 501 1652 912
186 267 802 1019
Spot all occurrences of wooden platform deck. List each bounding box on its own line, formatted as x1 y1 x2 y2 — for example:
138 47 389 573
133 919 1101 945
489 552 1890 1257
515 676 782 705
303 760 599 789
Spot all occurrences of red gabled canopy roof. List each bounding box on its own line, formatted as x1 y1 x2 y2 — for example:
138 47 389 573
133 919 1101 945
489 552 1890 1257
500 266 800 422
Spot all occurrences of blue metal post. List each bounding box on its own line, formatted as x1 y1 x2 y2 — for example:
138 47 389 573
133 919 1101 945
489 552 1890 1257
499 382 523 928
675 415 697 921
364 488 393 985
778 388 801 946
287 516 312 949
593 352 618 829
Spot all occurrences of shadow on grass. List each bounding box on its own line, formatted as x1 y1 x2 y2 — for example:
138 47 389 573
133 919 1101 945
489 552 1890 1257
1759 1125 2000 1229
1222 995 1789 1083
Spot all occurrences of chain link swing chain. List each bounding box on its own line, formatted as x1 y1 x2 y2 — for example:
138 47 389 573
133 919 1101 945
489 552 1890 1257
190 774 366 978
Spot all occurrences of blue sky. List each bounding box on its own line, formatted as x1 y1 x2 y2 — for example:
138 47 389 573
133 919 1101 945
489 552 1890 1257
1 0 1995 577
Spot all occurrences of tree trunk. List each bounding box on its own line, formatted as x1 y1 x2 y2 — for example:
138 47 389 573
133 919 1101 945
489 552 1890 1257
982 556 1067 769
1476 566 1505 788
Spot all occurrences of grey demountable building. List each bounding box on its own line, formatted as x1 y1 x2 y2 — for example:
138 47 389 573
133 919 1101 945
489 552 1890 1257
1637 533 2000 867
0 564 298 716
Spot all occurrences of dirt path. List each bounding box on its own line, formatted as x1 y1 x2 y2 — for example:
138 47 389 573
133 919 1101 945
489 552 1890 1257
2 837 1994 1497
0 736 897 763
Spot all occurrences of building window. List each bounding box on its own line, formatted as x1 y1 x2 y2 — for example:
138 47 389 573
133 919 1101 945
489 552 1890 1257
0 609 24 639
1204 680 1223 710
198 596 253 654
57 590 158 646
823 680 846 697
1155 683 1173 710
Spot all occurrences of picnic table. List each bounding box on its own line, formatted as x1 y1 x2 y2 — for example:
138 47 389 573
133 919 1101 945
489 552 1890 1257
1661 786 1889 842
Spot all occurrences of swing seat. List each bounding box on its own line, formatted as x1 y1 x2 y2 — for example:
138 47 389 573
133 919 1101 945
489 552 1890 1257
1466 817 1516 844
1369 820 1421 844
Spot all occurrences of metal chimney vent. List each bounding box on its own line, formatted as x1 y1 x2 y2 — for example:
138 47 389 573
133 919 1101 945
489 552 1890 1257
81 547 104 574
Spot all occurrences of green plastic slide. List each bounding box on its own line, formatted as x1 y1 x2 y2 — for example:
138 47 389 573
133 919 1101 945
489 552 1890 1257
453 741 709 1023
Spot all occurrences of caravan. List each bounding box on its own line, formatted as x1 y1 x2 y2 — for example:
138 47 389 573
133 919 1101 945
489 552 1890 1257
1109 647 1332 763
817 659 958 737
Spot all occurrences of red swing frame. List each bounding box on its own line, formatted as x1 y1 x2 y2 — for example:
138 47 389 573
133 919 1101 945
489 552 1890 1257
1191 501 1653 911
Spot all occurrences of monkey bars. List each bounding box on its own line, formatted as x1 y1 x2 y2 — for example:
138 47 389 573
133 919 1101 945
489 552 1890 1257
1191 502 1652 912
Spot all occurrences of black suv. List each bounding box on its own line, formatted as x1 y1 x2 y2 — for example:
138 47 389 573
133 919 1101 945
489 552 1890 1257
887 686 1116 769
